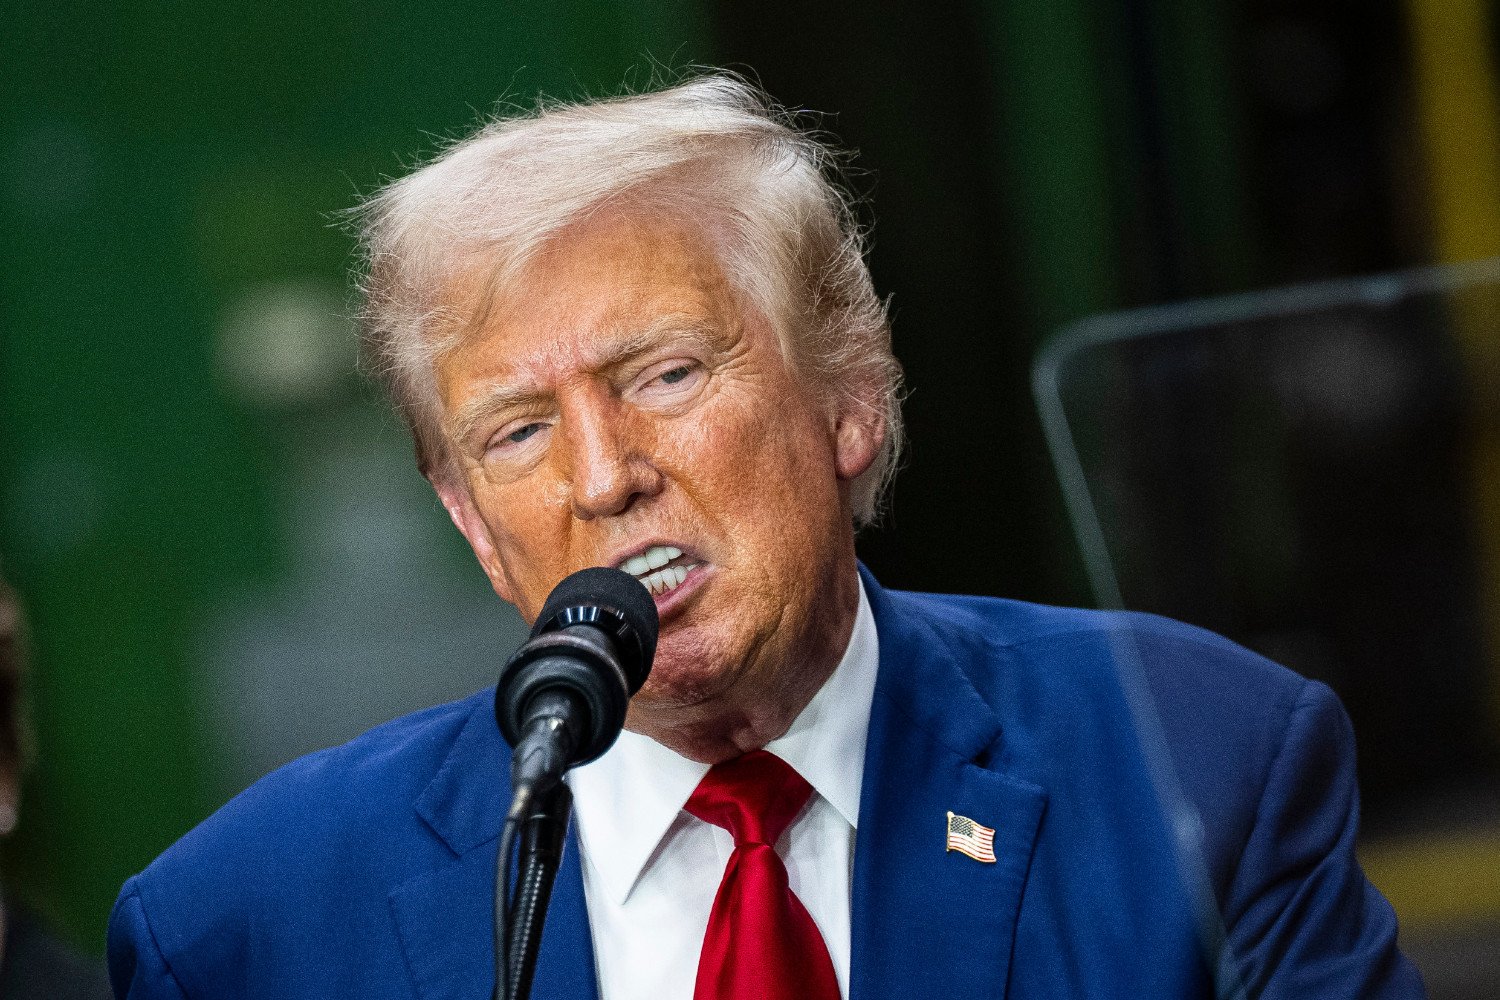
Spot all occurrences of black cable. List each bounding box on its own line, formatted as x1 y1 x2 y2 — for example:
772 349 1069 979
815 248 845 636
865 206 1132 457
507 855 547 997
506 783 571 1000
491 786 528 1000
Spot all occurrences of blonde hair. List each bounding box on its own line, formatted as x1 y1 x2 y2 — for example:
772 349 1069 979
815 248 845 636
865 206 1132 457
351 73 903 523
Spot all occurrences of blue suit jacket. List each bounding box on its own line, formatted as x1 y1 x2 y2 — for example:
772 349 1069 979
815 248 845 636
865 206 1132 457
109 571 1425 998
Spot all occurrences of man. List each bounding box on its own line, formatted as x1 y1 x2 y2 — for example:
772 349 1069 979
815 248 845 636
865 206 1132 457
108 76 1425 999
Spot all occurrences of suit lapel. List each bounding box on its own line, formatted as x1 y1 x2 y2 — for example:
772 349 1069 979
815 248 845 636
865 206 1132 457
851 571 1047 1000
389 697 598 1000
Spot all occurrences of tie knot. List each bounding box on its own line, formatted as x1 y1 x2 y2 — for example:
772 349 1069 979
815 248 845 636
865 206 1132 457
684 750 814 847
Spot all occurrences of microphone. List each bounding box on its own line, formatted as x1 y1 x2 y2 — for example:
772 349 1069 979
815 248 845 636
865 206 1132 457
494 566 658 810
491 568 657 1000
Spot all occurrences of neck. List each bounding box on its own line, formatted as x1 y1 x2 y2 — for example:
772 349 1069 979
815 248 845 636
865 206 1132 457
628 562 863 764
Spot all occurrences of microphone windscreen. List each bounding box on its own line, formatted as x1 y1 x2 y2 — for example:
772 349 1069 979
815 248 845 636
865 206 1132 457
532 567 659 686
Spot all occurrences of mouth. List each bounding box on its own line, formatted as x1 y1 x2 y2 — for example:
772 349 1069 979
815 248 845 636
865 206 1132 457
614 543 704 599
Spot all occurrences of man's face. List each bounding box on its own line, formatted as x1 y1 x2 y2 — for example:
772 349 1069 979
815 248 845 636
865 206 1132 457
431 211 880 743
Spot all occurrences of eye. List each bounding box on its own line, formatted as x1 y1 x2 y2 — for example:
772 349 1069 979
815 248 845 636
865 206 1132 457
484 418 552 460
632 358 704 402
507 422 544 444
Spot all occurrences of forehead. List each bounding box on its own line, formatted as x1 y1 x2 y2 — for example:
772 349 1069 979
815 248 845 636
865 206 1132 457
435 211 740 390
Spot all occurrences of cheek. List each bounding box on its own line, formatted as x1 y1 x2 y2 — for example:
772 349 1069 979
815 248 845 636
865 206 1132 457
668 411 792 514
676 388 842 543
470 478 572 616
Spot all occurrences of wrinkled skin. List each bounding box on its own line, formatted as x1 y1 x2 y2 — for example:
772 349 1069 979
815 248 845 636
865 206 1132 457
431 211 884 762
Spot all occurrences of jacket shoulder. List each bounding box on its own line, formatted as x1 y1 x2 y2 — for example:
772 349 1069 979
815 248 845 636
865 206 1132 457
158 692 480 863
120 693 488 966
881 586 1308 709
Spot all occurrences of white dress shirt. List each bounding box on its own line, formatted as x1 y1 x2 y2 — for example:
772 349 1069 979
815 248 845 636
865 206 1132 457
566 579 880 1000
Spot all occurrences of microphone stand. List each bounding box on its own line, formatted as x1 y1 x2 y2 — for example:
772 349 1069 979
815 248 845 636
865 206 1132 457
497 782 573 1000
491 567 658 1000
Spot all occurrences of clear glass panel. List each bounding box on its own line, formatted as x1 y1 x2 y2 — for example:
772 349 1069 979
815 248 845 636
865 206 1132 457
1034 259 1500 994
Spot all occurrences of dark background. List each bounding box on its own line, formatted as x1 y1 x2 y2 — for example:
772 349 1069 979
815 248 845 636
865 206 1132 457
3 0 1497 990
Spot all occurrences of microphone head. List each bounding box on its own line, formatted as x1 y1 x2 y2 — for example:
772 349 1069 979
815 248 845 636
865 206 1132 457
530 566 658 694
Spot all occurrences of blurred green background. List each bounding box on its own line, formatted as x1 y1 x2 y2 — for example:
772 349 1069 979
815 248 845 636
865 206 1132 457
2 0 1498 994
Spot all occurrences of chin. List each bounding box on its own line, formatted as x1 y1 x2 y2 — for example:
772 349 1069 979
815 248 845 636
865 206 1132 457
633 632 743 711
634 660 726 710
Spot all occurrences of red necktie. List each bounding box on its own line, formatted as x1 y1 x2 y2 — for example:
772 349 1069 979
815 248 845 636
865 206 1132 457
685 750 841 1000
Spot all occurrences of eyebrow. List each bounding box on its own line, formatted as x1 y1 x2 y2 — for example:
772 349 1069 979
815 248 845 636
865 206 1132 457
446 313 715 447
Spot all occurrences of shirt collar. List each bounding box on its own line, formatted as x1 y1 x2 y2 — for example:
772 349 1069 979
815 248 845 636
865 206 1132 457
567 576 881 906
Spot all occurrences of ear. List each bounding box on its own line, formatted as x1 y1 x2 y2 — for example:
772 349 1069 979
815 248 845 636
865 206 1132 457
833 398 886 483
432 476 516 604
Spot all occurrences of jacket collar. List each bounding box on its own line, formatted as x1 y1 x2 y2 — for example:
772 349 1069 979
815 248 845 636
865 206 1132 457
413 691 505 857
393 692 598 1000
851 565 1048 1000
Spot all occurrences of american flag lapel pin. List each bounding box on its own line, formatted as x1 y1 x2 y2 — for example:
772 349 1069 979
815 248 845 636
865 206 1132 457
946 810 997 863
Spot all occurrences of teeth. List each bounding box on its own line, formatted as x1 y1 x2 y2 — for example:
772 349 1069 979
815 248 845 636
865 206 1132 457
618 545 683 578
639 563 699 597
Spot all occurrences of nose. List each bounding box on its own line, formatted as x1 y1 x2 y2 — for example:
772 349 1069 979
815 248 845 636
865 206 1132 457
559 388 664 520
